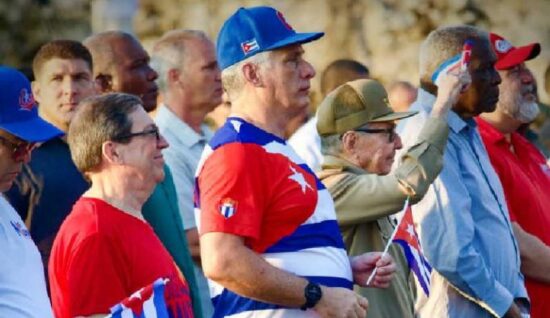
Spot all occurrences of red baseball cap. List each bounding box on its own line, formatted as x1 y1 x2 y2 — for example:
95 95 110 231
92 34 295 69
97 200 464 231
490 33 540 70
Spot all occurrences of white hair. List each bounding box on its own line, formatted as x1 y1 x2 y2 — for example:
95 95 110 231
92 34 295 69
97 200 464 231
320 134 344 156
221 51 272 101
151 29 210 94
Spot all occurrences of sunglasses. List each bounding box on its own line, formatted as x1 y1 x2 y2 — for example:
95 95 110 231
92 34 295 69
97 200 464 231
114 126 161 143
354 128 397 143
0 135 37 161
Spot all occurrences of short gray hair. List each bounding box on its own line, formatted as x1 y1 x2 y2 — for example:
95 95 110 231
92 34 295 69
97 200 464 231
419 25 487 83
151 29 210 94
320 134 344 156
221 51 271 101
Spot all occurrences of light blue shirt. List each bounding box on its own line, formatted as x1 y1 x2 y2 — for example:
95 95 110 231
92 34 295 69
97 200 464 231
155 104 213 230
155 104 214 317
397 89 528 318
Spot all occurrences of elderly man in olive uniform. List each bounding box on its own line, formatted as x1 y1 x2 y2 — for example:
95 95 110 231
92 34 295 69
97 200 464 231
317 73 469 318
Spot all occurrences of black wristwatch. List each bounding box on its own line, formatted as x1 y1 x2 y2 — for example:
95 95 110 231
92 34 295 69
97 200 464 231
300 281 322 311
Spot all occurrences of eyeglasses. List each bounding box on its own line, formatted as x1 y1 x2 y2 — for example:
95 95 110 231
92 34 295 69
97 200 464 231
0 135 37 161
114 126 161 143
354 128 397 143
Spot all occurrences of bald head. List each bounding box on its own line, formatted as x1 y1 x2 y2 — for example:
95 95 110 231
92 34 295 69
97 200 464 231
83 31 133 77
320 59 370 97
388 81 417 112
419 25 487 83
83 31 159 112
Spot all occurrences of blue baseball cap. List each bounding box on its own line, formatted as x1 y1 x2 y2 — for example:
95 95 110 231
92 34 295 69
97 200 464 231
0 66 64 142
217 6 324 70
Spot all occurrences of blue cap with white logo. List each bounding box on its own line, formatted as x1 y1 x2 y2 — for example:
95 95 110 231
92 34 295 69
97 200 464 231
217 6 324 70
0 66 64 142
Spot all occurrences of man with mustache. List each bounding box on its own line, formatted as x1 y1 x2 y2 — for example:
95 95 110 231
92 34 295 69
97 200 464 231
477 33 549 318
397 26 528 318
6 40 96 283
151 29 223 317
0 66 63 317
84 31 203 317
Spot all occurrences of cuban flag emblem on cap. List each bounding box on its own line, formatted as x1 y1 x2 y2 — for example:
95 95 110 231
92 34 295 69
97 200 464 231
241 38 259 55
219 198 237 219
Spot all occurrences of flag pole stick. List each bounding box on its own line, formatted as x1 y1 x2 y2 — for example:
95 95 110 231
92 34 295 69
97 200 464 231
366 196 410 285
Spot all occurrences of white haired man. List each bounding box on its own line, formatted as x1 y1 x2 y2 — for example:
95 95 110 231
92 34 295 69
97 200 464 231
151 29 223 317
397 26 528 318
194 6 396 318
477 33 549 318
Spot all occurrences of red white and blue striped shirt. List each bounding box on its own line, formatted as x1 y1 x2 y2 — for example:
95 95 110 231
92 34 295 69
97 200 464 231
194 117 352 317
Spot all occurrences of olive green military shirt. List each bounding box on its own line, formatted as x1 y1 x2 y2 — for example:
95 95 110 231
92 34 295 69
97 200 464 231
317 117 448 318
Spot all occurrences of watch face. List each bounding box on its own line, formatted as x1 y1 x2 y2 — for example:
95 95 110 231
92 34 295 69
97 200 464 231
307 283 322 298
304 282 322 308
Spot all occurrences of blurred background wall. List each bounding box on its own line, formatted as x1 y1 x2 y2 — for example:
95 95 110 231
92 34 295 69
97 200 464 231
1 0 549 101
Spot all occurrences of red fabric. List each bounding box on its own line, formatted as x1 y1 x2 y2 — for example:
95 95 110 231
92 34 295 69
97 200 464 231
49 197 193 318
477 118 550 318
197 142 318 253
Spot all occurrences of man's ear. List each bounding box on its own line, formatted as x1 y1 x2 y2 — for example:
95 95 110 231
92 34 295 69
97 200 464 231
95 74 113 93
31 80 42 104
341 131 356 154
168 68 180 84
242 63 263 87
102 141 123 165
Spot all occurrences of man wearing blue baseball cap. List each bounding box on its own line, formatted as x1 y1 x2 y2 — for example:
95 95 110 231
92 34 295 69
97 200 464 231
195 6 396 318
0 66 63 317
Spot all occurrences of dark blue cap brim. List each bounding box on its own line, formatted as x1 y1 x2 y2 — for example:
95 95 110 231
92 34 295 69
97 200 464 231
264 31 324 52
0 116 64 142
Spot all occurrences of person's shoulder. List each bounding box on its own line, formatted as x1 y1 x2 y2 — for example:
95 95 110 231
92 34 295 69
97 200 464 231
53 198 106 251
26 137 68 165
60 198 119 236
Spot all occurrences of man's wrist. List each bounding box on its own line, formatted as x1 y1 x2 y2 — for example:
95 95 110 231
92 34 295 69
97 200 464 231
300 281 322 310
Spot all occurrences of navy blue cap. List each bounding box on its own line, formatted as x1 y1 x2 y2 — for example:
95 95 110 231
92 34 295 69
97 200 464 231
217 6 324 70
0 66 64 142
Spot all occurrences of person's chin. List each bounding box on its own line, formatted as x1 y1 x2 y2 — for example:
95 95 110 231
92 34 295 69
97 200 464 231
154 171 166 184
141 92 159 112
483 102 498 113
0 179 15 192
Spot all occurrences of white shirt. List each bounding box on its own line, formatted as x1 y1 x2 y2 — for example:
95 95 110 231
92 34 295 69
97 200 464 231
0 195 54 318
288 117 323 172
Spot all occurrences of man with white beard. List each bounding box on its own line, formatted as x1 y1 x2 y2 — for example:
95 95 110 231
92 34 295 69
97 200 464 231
476 33 550 318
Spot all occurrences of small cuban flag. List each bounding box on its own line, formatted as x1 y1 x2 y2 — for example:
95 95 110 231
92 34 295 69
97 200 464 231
107 278 169 318
393 202 432 296
431 54 461 87
431 40 473 88
241 38 260 55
